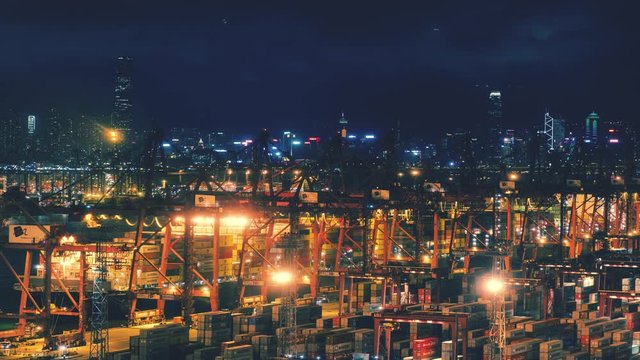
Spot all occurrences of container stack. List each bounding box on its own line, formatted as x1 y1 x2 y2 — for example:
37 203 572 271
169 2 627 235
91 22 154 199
502 338 543 360
468 328 490 350
303 328 350 359
575 277 595 306
412 337 439 360
196 311 233 347
624 304 640 331
539 339 563 360
611 329 633 359
519 318 561 338
356 281 383 309
325 329 356 360
443 302 489 331
441 339 462 360
354 329 374 354
390 339 409 359
251 335 276 360
339 315 373 329
271 303 322 327
130 324 189 360
576 317 626 356
192 347 217 360
220 344 253 360
565 351 589 360
274 325 311 355
237 314 271 334
623 277 638 291
316 317 334 329
134 242 169 288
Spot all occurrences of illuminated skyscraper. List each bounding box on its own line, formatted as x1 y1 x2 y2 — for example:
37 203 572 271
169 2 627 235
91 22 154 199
488 91 502 125
552 117 566 150
339 112 348 138
27 115 36 134
113 56 133 130
585 111 599 144
486 90 503 163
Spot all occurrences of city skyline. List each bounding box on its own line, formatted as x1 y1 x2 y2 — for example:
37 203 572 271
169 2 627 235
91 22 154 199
1 1 638 135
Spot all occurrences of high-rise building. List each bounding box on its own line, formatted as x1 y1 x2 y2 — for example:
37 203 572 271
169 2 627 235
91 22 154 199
543 112 566 151
24 115 40 162
501 129 516 166
74 115 105 164
553 117 566 150
47 108 74 164
339 112 348 138
585 111 599 144
27 115 36 135
488 91 503 125
113 56 134 130
0 109 22 163
486 90 503 164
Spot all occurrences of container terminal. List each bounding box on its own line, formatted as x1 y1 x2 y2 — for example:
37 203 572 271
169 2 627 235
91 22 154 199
1 130 640 360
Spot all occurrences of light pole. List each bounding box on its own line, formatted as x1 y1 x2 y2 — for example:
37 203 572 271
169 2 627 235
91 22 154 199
486 277 506 360
271 267 297 357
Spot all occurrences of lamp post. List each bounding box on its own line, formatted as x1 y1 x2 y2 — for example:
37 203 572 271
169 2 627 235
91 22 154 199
486 277 506 360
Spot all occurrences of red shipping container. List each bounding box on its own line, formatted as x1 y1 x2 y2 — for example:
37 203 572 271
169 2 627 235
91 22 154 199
218 247 233 258
580 335 590 347
413 348 437 359
332 317 341 328
413 337 439 349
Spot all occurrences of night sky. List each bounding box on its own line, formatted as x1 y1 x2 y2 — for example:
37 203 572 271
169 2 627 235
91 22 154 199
1 1 638 139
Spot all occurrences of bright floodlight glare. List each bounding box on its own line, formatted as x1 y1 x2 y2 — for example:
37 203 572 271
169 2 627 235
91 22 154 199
106 128 121 143
486 278 504 294
271 270 294 285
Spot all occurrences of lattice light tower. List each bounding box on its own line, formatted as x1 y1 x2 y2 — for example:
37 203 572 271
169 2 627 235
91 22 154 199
276 214 303 357
487 254 507 360
543 112 554 150
89 241 109 360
